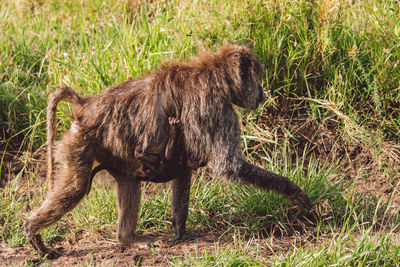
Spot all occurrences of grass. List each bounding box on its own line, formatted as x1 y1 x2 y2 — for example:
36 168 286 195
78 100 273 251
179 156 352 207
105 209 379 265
1 0 399 266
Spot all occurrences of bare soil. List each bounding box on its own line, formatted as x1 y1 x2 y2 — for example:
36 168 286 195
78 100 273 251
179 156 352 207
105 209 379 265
0 231 223 266
0 229 319 266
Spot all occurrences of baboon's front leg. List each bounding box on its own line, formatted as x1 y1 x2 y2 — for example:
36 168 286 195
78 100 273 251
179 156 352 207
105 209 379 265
217 156 312 211
171 168 192 239
115 178 141 245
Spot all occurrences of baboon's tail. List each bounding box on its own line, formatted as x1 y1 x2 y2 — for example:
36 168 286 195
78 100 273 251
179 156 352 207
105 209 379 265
47 86 87 190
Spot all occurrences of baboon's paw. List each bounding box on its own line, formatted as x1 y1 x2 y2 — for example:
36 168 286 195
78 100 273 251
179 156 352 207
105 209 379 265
290 190 312 211
174 231 199 241
41 248 61 260
26 232 61 260
117 231 135 245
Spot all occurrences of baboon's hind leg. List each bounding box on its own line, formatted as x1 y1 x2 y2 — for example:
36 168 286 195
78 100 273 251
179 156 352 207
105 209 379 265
24 139 94 259
24 170 92 258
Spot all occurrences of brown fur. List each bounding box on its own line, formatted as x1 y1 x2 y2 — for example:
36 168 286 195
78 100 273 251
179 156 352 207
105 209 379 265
46 87 88 190
24 44 311 259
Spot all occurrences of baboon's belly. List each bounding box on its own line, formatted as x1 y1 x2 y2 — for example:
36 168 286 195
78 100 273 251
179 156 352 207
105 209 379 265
94 147 179 183
95 147 142 179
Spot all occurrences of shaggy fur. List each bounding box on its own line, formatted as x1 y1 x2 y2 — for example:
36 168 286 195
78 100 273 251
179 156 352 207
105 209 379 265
24 44 311 259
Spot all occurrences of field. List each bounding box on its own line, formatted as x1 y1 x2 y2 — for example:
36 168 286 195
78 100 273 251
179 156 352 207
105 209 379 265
1 0 400 266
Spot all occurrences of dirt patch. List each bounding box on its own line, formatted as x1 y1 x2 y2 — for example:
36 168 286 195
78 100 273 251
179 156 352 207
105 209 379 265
0 232 237 266
0 230 318 266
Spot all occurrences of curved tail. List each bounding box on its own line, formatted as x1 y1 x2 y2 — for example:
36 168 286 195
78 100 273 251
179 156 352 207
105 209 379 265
47 86 87 190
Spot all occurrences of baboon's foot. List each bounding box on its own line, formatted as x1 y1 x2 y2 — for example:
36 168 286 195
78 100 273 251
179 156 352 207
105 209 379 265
172 218 184 240
29 234 60 259
288 188 312 211
175 231 199 241
24 220 60 259
172 218 195 240
117 230 135 245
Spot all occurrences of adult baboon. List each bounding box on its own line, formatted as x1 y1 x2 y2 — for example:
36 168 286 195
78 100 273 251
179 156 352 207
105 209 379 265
24 44 311 259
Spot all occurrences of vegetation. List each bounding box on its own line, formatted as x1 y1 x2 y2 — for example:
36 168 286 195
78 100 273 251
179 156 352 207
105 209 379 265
0 0 399 265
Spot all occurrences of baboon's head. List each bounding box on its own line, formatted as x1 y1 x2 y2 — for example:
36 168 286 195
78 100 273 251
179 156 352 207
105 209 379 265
221 45 266 110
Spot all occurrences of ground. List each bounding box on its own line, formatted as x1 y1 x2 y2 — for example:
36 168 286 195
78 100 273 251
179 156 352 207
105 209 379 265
1 231 228 266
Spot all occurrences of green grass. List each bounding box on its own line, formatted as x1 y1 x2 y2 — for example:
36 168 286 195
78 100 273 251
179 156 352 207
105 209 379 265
1 0 400 266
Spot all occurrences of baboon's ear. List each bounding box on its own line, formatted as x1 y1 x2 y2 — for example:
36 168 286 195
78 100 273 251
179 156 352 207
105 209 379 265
238 51 251 86
220 44 251 85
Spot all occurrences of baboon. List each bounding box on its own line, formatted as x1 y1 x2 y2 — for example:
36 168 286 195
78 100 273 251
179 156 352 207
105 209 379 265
24 44 312 259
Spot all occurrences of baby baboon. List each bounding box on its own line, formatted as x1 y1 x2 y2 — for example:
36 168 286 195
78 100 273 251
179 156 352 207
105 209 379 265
87 116 183 196
93 116 187 184
24 44 311 259
134 116 187 181
135 117 181 178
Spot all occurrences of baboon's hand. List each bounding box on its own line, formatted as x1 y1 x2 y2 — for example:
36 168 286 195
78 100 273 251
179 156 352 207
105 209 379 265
289 188 312 211
168 117 180 126
42 248 61 260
